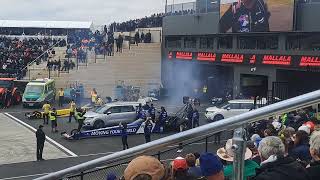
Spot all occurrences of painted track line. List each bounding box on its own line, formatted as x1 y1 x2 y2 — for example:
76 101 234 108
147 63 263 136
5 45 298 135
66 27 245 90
4 113 78 157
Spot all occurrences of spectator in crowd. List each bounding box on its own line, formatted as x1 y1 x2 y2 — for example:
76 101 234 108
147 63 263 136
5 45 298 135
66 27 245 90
123 156 165 180
199 153 224 180
140 32 145 43
307 131 320 179
289 130 312 163
217 139 259 179
185 153 202 178
134 32 140 46
254 136 310 180
172 157 192 180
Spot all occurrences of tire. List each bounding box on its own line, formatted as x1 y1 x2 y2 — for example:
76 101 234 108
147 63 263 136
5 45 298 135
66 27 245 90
71 129 79 136
213 114 224 122
93 120 105 129
14 92 22 105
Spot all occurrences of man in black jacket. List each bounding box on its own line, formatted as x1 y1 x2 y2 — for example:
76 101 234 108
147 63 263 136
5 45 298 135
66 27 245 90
36 125 46 161
254 136 310 180
220 0 270 33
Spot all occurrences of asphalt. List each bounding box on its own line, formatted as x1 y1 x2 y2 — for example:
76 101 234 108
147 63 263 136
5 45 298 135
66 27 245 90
0 100 233 180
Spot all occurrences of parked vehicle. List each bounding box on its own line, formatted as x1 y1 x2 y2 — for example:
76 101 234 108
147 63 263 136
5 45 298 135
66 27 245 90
22 78 56 108
205 99 266 122
0 78 26 108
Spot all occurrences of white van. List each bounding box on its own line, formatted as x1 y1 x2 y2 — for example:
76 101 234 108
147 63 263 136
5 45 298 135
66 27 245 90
205 99 266 122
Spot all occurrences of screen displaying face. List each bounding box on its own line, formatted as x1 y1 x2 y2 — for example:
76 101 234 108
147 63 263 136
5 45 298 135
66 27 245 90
219 0 294 33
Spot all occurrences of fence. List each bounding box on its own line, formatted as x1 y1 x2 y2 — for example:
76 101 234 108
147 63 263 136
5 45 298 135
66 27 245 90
37 89 320 180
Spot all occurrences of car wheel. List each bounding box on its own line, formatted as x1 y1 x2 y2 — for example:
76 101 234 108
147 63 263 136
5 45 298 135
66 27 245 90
213 115 224 122
14 93 22 105
93 120 105 129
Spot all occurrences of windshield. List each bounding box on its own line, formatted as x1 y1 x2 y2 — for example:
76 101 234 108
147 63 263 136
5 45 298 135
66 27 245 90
95 106 107 114
216 102 229 109
25 85 44 94
0 80 13 88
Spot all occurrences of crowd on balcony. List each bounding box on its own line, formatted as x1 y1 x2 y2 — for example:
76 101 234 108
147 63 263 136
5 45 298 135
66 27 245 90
109 13 164 32
104 107 320 180
0 37 66 78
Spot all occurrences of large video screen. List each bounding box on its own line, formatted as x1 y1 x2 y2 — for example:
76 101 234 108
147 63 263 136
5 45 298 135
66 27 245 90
219 0 294 33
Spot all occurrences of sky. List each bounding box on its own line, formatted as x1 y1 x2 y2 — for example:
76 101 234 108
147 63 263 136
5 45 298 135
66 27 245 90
0 0 191 25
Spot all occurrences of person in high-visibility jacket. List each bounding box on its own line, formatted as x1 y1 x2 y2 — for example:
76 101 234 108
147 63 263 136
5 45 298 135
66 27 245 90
49 108 58 133
75 108 86 131
69 100 76 123
42 101 51 125
90 88 98 105
58 88 64 107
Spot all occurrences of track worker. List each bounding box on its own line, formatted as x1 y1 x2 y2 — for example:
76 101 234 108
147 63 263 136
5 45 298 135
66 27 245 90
69 100 76 123
42 101 51 125
58 88 64 107
120 123 129 150
49 108 58 133
75 108 86 131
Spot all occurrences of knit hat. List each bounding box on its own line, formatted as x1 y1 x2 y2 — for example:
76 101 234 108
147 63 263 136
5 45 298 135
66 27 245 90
124 156 165 180
298 125 311 135
172 157 188 170
200 153 223 177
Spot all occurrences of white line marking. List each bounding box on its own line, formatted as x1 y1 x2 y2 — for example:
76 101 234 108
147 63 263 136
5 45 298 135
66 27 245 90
0 173 48 180
4 113 78 157
78 152 115 157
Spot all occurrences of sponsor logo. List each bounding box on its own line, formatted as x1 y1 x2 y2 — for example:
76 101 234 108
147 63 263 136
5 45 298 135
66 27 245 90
249 55 256 64
197 52 216 61
221 54 244 63
176 52 193 60
168 52 173 59
90 128 137 136
299 56 320 67
262 55 291 65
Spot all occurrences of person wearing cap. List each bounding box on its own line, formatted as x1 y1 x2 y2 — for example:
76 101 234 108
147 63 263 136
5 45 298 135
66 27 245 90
124 156 165 180
289 130 312 163
254 136 309 180
216 139 259 179
172 157 192 180
199 153 224 180
49 108 58 133
36 125 45 161
307 131 320 180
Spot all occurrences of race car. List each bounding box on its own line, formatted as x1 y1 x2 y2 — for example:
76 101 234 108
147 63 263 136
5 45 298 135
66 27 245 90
61 119 163 140
0 78 26 108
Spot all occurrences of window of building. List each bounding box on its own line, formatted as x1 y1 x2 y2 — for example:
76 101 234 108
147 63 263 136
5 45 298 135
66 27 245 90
166 37 182 48
184 37 197 48
200 37 214 49
218 36 232 49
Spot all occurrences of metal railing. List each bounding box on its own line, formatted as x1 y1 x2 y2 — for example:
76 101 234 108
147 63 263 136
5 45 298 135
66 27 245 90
36 89 320 180
165 0 220 16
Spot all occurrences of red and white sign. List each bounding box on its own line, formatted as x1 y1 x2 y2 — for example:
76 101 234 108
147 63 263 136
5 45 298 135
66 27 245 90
299 56 320 67
176 52 193 60
249 55 256 64
262 55 291 66
221 54 244 63
196 52 216 61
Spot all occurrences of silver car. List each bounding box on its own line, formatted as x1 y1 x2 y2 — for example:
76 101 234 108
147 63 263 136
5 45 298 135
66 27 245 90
84 102 140 129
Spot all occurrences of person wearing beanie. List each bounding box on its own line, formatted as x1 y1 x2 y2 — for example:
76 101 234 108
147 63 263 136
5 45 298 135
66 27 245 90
199 153 224 180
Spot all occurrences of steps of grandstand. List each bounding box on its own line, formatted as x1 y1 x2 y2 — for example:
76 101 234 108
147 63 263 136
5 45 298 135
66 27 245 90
58 43 161 98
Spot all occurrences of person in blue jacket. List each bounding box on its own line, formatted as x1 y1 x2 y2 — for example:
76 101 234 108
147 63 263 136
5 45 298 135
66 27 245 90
192 108 200 128
120 123 129 150
136 103 143 120
148 104 156 122
144 118 153 143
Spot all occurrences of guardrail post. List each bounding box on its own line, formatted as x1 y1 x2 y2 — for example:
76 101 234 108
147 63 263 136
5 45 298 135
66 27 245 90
157 151 161 161
80 171 84 180
232 127 246 180
205 136 208 152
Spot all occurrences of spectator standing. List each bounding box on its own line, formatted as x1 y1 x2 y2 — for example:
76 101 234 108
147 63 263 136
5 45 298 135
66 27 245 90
172 157 192 180
36 125 45 161
200 153 224 180
68 100 76 123
289 130 312 163
185 153 202 178
49 108 58 133
134 31 140 46
42 101 51 125
58 88 64 107
121 123 129 150
307 131 320 179
140 32 145 43
254 136 310 180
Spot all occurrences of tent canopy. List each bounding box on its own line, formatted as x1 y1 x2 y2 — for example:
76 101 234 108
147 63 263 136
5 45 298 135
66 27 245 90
0 20 93 29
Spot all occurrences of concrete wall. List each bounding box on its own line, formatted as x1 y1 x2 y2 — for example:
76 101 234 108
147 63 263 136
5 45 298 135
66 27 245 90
163 13 219 35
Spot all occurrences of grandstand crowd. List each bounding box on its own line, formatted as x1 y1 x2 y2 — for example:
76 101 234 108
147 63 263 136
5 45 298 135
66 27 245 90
104 108 320 180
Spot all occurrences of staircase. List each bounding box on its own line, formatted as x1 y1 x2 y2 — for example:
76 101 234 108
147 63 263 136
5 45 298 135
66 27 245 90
57 43 162 98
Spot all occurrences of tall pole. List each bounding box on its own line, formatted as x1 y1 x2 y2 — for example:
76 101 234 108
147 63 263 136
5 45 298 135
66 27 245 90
165 0 168 14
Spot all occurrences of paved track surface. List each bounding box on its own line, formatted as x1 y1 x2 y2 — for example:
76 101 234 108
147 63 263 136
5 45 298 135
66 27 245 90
0 101 233 180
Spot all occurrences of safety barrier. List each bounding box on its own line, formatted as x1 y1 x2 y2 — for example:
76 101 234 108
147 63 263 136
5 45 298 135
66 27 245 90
36 90 320 180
